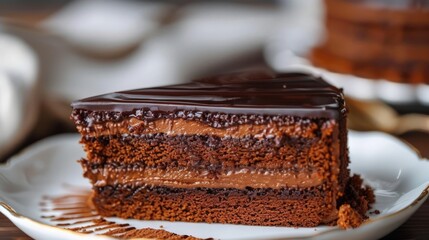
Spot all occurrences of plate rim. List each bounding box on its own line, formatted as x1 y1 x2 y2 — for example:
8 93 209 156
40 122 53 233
0 132 428 240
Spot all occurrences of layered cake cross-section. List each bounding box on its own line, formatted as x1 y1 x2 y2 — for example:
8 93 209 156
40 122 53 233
311 0 429 84
71 71 372 227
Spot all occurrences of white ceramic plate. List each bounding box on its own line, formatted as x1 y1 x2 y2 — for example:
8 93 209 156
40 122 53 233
1 131 428 240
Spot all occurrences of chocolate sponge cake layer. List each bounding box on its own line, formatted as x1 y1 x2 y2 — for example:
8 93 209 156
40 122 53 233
71 71 358 227
79 116 337 164
92 185 337 227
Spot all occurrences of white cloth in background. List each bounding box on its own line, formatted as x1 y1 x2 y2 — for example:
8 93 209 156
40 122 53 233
42 0 168 57
0 34 38 159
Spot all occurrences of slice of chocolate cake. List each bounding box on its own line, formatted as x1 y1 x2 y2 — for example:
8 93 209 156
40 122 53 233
311 0 429 84
71 71 367 227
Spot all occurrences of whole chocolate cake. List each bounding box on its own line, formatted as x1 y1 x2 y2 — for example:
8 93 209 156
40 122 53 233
71 71 372 227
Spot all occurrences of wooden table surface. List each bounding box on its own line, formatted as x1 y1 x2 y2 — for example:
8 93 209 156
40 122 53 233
0 131 428 239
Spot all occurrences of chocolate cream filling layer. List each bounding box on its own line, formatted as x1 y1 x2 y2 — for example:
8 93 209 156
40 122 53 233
82 166 323 189
77 118 322 139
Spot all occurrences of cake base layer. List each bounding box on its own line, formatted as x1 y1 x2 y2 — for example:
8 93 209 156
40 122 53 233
92 185 338 227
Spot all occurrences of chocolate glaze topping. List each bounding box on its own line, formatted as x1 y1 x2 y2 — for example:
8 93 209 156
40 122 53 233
71 71 346 126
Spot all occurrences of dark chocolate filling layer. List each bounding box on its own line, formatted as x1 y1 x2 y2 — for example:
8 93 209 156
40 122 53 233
72 109 335 129
95 184 328 199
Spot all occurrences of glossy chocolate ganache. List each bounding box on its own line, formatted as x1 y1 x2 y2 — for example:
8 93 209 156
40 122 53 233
71 72 346 120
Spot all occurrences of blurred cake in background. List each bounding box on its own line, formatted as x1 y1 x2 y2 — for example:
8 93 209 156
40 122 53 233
311 0 429 84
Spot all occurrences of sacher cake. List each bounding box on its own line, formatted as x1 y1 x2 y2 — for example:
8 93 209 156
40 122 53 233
311 0 429 84
71 71 373 228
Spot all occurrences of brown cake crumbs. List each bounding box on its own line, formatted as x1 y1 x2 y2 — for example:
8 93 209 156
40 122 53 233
337 204 363 229
370 210 380 215
336 174 375 228
340 175 375 216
